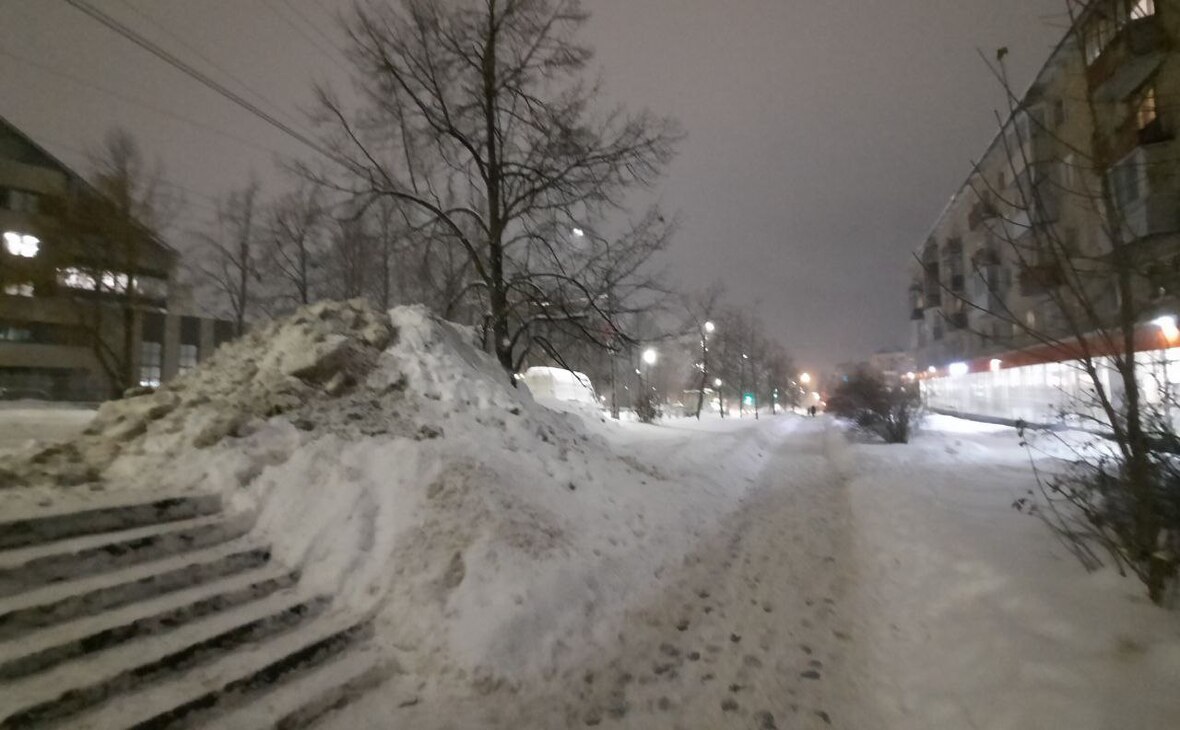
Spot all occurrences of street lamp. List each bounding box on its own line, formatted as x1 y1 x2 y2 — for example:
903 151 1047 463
1152 314 1179 344
800 372 812 385
704 320 715 334
642 348 658 366
572 227 585 238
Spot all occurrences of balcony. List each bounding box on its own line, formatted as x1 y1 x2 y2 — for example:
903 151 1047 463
1019 262 1065 297
1122 193 1180 240
1088 15 1170 94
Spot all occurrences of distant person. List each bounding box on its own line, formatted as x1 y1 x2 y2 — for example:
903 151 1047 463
808 405 817 417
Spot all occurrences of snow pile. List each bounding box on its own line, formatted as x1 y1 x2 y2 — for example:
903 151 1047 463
0 299 394 488
2 300 765 691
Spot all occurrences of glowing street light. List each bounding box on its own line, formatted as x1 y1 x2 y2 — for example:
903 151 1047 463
572 227 585 238
704 320 716 334
1152 315 1179 344
714 377 723 388
799 372 812 385
948 362 969 377
642 348 658 366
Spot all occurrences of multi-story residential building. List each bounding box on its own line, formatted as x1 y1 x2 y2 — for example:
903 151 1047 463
0 115 233 401
908 0 1180 423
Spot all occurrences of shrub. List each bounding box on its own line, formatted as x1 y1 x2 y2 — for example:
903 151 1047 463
827 368 920 444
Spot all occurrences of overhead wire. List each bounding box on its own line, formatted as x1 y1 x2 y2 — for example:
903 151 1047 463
63 0 351 171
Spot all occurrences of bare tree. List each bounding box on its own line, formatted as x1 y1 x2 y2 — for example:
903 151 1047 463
50 129 178 397
307 0 680 379
197 181 262 336
265 183 328 313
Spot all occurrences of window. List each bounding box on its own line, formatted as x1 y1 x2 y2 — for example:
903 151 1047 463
1132 0 1156 20
178 344 198 374
1053 99 1066 129
3 282 33 297
1109 157 1141 208
133 275 168 300
1 188 40 213
0 324 33 342
3 232 39 258
1135 85 1158 130
58 267 97 291
100 271 129 294
139 341 162 387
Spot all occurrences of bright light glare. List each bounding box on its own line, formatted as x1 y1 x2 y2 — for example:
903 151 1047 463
927 366 937 374
704 321 716 334
990 358 1003 372
713 378 723 387
642 348 658 366
572 227 585 238
1153 315 1179 342
800 372 812 385
905 371 917 381
948 362 969 377
4 232 39 258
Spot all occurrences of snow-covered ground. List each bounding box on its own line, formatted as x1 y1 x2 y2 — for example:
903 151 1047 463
0 401 95 457
2 301 1177 728
834 414 1180 730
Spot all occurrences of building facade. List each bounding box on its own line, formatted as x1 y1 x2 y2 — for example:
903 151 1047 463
0 116 233 401
908 1 1180 422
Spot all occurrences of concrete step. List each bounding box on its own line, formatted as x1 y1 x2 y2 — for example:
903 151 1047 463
0 563 298 680
0 539 271 641
0 493 223 550
0 511 255 597
59 611 372 730
199 642 393 730
0 588 332 728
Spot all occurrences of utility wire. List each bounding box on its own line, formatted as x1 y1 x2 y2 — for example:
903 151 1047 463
263 0 352 74
285 0 349 54
0 48 287 160
113 0 305 131
64 0 349 170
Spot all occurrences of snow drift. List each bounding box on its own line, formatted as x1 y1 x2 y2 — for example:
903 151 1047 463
0 300 750 687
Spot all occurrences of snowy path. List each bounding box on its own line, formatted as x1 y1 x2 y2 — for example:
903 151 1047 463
324 414 1180 729
332 417 860 729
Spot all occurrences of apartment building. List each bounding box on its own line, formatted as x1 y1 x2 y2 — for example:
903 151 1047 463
910 0 1178 370
0 115 233 401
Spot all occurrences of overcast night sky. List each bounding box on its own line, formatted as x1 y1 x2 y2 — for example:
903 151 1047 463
1 0 1068 371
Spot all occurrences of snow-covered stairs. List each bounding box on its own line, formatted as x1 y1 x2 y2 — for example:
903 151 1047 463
0 493 389 729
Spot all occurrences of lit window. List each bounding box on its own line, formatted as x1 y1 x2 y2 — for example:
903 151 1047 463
1132 0 1156 19
178 344 198 374
3 232 39 257
1136 85 1158 130
133 276 169 300
58 267 97 291
139 341 162 387
0 324 33 342
101 271 129 294
3 282 33 297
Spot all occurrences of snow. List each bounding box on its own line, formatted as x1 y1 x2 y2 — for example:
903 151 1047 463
0 402 95 457
2 300 1177 728
834 415 1180 730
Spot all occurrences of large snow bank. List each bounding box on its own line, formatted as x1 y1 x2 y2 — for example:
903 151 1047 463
0 300 761 688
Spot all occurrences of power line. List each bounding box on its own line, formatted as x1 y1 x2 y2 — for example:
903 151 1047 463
64 0 347 170
113 0 305 132
0 48 287 160
263 0 352 74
